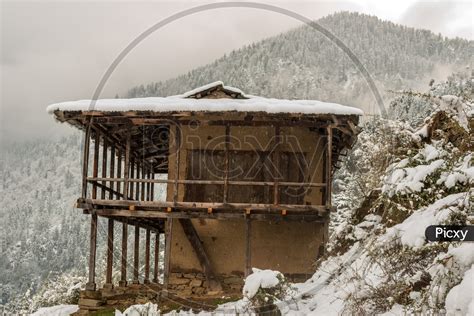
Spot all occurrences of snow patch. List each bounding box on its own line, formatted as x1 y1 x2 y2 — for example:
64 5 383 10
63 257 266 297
30 305 78 316
243 268 282 299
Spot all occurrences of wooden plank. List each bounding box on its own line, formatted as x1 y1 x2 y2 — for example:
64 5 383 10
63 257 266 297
150 173 155 201
129 158 135 200
153 233 160 283
116 149 122 200
135 161 140 201
173 125 181 204
273 125 281 205
178 219 222 291
141 164 146 202
81 126 91 199
105 218 114 287
85 214 98 291
119 220 128 287
133 224 140 284
144 229 151 284
163 219 173 288
223 124 230 203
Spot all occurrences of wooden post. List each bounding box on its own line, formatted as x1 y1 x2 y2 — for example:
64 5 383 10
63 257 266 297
245 217 252 277
133 224 140 284
150 173 155 201
109 146 115 200
326 126 333 207
223 124 230 204
135 162 141 201
146 170 151 201
92 133 100 199
85 213 98 291
123 132 131 200
104 218 114 289
141 165 146 202
101 139 108 199
116 149 122 200
273 126 281 205
119 220 128 287
163 219 173 288
173 125 180 204
81 126 91 199
144 229 151 284
153 233 160 283
129 158 135 200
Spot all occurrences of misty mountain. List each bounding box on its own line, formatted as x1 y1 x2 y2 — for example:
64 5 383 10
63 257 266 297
127 12 473 112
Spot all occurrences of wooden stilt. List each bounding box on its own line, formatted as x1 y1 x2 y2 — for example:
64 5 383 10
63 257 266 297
116 149 122 200
119 220 128 287
133 224 140 284
123 132 131 200
163 219 173 288
104 218 114 289
92 133 100 199
326 127 333 207
150 173 155 201
129 158 135 200
81 126 91 199
144 229 150 284
135 162 141 201
101 139 108 199
153 233 160 283
109 145 115 200
273 126 281 205
245 216 252 277
223 124 230 203
85 213 98 291
173 125 180 204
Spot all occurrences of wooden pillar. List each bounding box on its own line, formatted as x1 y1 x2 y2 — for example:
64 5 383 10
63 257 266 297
85 213 98 291
129 158 135 200
81 126 91 199
245 217 252 277
150 173 155 201
119 220 128 287
146 170 151 201
104 219 114 289
223 124 230 204
123 132 131 200
173 124 181 204
116 149 122 200
101 139 108 199
92 133 100 199
141 165 146 202
133 225 140 284
135 162 141 201
273 126 281 205
109 146 115 200
326 126 333 207
163 219 173 288
144 229 151 284
153 233 160 283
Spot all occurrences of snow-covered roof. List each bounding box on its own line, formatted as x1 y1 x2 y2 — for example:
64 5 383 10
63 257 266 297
46 81 364 116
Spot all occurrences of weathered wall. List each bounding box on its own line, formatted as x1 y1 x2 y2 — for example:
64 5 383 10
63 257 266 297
166 115 329 291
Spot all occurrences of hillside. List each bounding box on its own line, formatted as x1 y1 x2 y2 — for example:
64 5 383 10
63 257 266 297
126 12 473 113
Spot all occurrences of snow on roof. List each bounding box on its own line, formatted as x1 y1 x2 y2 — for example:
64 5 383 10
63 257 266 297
46 82 364 116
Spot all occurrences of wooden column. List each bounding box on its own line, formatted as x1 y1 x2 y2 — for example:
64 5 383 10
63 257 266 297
85 213 98 291
245 217 252 277
135 162 141 201
116 149 122 200
144 229 151 284
173 125 181 204
104 219 114 289
123 132 131 200
119 220 128 287
273 126 281 205
146 170 151 201
129 158 135 200
109 146 115 200
163 219 173 288
92 133 100 199
153 233 160 283
81 126 91 199
141 165 146 202
326 126 333 207
223 124 230 204
133 225 140 284
101 139 108 199
150 173 155 201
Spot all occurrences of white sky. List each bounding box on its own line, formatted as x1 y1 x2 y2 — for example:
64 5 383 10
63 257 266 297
1 0 473 142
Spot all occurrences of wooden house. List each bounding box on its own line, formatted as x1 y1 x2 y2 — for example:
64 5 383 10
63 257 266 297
47 81 362 311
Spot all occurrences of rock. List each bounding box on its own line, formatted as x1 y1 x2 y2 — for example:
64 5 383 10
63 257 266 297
190 279 203 287
169 276 190 285
183 273 196 278
223 277 242 285
192 287 206 295
78 298 104 307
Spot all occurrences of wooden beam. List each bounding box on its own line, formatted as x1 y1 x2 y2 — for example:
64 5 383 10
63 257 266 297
101 138 108 199
223 124 230 204
144 229 151 284
104 218 114 288
173 125 181 204
119 220 128 287
116 149 122 200
163 219 173 288
273 125 281 205
133 224 140 284
326 126 333 207
85 214 98 291
81 126 91 199
92 133 100 199
123 131 131 200
109 145 115 200
153 233 160 283
129 158 135 200
135 161 140 201
141 164 146 202
178 219 222 291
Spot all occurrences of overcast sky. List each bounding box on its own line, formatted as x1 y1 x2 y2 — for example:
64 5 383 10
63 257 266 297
1 0 473 143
